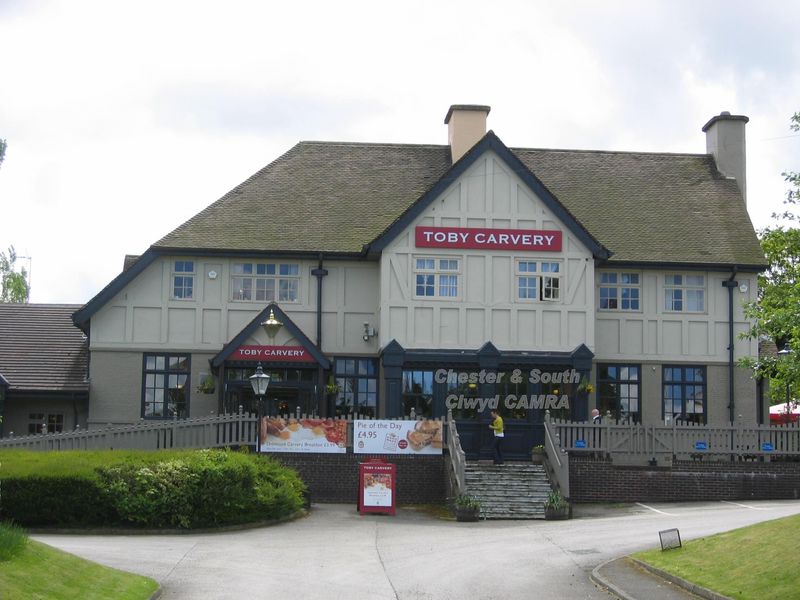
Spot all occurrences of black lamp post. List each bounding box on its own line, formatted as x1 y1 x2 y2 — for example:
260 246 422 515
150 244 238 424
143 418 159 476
250 363 271 451
777 343 792 422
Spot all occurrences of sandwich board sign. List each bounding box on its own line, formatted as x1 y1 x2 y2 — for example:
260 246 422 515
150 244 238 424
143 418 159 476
354 420 443 454
358 459 396 516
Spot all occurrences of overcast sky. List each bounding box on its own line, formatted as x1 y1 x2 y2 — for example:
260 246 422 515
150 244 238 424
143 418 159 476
1 0 798 304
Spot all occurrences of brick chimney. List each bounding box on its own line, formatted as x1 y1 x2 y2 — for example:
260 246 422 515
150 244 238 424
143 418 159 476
702 111 749 203
445 104 491 163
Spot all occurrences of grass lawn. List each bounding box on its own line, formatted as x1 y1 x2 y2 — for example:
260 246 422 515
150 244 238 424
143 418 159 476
634 513 800 600
1 537 158 600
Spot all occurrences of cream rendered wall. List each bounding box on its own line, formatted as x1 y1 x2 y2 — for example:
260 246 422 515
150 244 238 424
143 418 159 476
90 259 379 356
379 151 595 351
594 271 759 425
594 270 758 362
88 351 143 426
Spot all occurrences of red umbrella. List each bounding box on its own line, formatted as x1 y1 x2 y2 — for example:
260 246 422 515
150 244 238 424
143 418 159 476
769 401 800 424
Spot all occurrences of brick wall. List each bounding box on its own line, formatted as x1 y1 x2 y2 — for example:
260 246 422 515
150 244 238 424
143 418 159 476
275 453 446 504
570 457 800 502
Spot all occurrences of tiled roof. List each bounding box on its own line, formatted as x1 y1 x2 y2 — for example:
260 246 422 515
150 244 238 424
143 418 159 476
155 142 451 254
152 137 764 267
0 304 89 393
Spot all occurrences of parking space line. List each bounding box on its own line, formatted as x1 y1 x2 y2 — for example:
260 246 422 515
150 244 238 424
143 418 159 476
635 502 676 516
720 500 768 510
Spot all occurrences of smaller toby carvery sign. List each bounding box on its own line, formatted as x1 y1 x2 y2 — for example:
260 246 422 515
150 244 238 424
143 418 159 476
230 345 312 362
415 226 562 252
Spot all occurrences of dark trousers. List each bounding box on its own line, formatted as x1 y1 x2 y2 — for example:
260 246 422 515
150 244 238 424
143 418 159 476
493 436 504 464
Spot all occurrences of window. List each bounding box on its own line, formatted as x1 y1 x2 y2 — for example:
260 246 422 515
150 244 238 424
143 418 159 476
414 258 460 298
27 413 63 434
231 262 299 302
334 358 378 417
517 260 561 301
402 370 434 418
597 365 641 422
664 274 705 312
663 366 706 424
172 260 194 300
599 272 640 310
143 354 190 418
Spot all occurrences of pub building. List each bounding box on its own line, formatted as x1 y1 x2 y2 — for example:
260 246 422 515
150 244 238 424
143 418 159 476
65 105 765 460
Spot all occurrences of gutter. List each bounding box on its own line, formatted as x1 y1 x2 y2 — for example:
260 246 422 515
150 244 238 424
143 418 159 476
722 269 739 423
311 254 329 415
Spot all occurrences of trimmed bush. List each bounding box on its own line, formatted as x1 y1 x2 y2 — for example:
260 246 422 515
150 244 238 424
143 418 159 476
1 476 114 526
0 449 306 529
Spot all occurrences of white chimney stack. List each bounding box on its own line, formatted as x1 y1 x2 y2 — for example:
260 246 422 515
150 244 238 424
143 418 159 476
445 104 491 164
702 111 749 203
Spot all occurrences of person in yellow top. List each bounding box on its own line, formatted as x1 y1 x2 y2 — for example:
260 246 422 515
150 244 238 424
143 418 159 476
489 409 504 465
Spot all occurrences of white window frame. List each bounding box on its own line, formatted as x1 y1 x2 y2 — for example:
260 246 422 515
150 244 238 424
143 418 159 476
230 262 300 303
664 273 705 313
598 271 641 311
413 256 461 300
171 260 195 301
515 259 562 303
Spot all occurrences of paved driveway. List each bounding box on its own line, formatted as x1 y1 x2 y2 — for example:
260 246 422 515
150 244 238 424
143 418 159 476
34 500 800 600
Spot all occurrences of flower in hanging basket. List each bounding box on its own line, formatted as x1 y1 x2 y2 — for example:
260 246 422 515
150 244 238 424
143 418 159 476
196 374 216 394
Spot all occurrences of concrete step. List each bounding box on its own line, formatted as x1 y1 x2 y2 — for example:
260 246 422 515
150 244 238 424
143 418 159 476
464 460 554 520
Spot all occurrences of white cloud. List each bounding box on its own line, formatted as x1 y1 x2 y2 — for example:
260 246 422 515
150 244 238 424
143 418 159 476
0 0 798 302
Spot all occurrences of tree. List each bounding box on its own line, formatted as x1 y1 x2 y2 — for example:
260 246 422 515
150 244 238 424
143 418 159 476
741 112 800 403
0 138 6 169
0 246 29 303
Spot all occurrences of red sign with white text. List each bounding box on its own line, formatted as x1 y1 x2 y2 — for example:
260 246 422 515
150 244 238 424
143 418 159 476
415 226 562 252
230 345 313 362
358 459 396 516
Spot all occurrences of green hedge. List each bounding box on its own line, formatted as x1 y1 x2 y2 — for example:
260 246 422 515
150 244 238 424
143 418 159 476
0 449 305 529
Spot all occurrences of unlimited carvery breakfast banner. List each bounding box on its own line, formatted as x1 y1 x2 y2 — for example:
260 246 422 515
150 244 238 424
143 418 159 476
259 417 347 453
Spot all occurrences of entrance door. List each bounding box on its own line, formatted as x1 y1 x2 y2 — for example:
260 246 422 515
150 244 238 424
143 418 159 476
454 366 574 460
222 365 318 416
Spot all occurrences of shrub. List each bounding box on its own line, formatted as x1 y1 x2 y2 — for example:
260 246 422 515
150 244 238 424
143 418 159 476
0 522 28 561
97 450 306 528
1 449 306 529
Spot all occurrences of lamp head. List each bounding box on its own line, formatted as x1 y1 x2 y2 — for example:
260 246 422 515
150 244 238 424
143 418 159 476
249 363 271 396
262 309 283 339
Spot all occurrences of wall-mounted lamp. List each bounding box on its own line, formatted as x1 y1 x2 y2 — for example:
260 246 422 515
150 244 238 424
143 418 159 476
363 322 377 342
262 309 283 338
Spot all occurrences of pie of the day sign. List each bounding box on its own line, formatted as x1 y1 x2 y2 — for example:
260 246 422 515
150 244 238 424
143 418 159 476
354 420 443 455
415 226 562 252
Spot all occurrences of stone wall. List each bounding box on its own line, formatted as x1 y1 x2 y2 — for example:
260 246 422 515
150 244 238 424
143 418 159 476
570 456 800 502
275 453 446 504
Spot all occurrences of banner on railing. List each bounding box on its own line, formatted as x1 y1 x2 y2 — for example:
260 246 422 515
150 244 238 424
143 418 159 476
354 420 443 455
259 417 347 453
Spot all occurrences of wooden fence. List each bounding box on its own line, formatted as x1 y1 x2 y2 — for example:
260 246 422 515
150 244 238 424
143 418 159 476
550 417 800 464
0 412 449 452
